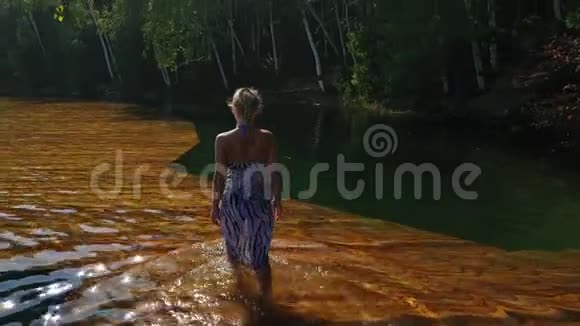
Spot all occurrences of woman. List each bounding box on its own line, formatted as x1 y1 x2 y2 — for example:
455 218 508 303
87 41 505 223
210 87 282 296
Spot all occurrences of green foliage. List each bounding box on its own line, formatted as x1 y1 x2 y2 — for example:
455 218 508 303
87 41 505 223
0 0 575 105
342 0 467 112
142 0 222 69
53 4 64 22
342 23 377 109
565 10 580 30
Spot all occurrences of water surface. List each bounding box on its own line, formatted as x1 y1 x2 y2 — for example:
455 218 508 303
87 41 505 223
0 99 579 325
183 106 580 251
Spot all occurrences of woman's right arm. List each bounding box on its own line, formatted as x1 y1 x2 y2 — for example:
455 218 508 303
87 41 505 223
211 134 227 225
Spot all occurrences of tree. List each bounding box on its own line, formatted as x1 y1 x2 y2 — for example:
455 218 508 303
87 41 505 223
305 0 339 56
24 0 47 58
269 0 279 74
464 0 486 90
143 0 228 96
488 0 498 72
302 4 326 92
86 0 116 81
554 0 563 21
334 0 347 65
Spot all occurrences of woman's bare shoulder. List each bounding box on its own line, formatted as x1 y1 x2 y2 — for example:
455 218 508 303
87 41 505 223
258 129 274 137
216 129 236 139
215 130 236 147
258 129 275 143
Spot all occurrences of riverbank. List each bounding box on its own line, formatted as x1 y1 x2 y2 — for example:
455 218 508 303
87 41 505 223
452 30 580 165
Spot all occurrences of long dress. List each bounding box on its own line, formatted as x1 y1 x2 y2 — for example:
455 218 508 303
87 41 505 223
219 162 274 270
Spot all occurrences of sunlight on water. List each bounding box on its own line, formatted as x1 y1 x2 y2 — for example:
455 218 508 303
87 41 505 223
0 100 578 324
79 224 119 234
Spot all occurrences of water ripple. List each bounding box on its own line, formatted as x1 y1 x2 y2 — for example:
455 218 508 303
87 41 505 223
0 232 39 247
12 205 46 212
30 229 68 237
0 281 75 319
79 225 119 234
0 244 132 273
0 213 20 221
49 209 77 215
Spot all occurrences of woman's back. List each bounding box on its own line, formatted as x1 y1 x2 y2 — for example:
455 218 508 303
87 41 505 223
217 128 274 166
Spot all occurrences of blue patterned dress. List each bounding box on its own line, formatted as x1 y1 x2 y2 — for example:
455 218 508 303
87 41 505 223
220 162 274 270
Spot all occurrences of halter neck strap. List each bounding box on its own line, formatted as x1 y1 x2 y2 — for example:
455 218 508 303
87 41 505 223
239 124 251 136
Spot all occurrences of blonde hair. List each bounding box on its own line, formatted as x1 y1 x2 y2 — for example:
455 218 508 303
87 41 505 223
228 87 264 124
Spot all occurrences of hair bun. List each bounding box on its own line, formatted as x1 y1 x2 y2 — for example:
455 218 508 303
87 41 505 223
230 87 264 122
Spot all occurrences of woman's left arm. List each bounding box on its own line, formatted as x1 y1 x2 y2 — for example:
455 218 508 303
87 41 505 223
267 133 282 221
211 134 227 226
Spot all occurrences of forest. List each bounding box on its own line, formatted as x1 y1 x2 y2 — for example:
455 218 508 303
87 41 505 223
2 0 580 120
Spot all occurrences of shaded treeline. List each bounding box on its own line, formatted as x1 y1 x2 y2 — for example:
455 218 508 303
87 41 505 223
1 0 580 111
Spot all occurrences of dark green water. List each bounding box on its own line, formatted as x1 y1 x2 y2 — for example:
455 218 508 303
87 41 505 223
180 105 580 251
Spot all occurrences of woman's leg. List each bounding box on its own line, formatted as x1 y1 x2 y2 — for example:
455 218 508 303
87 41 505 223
255 262 272 301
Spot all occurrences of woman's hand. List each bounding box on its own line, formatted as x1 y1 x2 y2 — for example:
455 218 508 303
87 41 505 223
210 202 221 226
273 199 282 221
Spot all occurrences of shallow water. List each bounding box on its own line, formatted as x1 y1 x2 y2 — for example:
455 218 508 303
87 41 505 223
0 99 579 325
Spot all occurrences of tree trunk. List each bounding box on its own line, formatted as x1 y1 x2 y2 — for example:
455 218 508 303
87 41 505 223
233 32 246 58
160 67 173 115
175 65 179 85
228 0 237 75
160 67 171 88
97 32 115 80
87 0 115 81
488 0 499 72
434 0 449 95
344 0 352 35
269 0 279 74
334 0 347 65
313 108 325 150
554 0 563 21
464 0 486 90
344 0 357 64
256 7 262 57
322 0 329 58
470 41 486 90
212 40 230 90
302 11 326 93
229 21 237 75
27 11 46 58
103 34 122 81
153 46 171 87
305 1 340 56
251 22 257 53
152 41 172 115
163 86 174 116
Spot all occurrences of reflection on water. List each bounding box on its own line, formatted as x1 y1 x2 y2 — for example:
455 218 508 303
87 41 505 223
0 99 579 324
184 107 580 251
0 232 39 248
79 224 119 234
